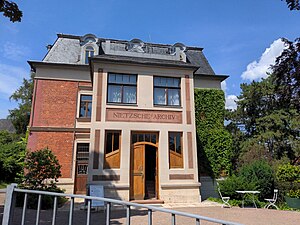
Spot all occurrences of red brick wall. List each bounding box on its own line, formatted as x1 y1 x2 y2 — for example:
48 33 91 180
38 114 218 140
32 79 78 127
27 132 74 178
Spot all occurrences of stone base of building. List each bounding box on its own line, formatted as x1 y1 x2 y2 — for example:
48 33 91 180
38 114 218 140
57 178 74 194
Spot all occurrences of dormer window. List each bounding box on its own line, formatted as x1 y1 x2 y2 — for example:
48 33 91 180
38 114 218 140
85 46 95 64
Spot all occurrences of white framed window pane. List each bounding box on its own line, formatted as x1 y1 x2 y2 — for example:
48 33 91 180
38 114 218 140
168 89 180 106
123 86 137 103
87 102 92 117
108 85 122 103
85 51 89 64
79 103 85 117
154 88 166 105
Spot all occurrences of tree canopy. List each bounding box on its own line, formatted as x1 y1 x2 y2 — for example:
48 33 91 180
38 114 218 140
8 72 34 134
283 0 300 10
0 0 22 22
228 38 300 167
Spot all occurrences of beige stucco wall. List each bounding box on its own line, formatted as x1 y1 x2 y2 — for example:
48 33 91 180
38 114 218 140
87 62 200 203
194 76 222 89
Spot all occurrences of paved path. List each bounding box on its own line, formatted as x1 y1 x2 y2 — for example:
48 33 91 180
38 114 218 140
1 201 300 225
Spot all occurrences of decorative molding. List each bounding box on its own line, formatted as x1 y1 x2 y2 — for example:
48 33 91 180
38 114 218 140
169 174 194 180
106 108 182 124
78 86 93 91
29 127 90 133
75 133 90 139
96 71 103 121
161 183 200 189
92 175 120 181
187 132 193 169
185 75 192 124
93 130 100 169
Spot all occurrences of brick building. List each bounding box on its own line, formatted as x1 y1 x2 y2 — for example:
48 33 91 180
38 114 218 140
27 34 227 203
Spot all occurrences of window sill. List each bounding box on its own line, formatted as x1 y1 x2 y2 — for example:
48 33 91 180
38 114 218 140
106 103 138 107
153 105 182 109
77 117 91 122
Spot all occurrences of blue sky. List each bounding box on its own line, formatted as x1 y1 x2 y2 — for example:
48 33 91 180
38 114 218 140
0 0 300 118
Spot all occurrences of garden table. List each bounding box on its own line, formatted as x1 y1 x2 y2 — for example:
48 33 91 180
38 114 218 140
236 190 260 208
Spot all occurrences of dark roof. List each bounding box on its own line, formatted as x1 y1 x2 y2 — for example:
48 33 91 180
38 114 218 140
0 119 16 133
186 50 215 75
91 54 199 70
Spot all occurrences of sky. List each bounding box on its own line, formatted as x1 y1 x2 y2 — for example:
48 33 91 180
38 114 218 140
0 0 300 118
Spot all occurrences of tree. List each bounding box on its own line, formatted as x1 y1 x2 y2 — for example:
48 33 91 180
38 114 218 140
283 0 300 10
0 0 22 22
23 148 62 190
227 38 300 165
0 131 26 183
8 72 34 134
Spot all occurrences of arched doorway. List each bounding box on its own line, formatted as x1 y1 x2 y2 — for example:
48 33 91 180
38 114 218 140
130 132 159 200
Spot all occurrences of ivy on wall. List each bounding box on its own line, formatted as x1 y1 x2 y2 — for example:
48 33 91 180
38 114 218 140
194 89 233 178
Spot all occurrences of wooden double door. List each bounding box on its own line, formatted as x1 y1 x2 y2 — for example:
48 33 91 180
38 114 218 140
130 143 158 200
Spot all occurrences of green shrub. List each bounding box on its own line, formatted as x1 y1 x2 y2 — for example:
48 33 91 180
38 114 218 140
238 160 274 199
19 148 66 209
287 189 300 199
276 164 300 183
218 175 257 199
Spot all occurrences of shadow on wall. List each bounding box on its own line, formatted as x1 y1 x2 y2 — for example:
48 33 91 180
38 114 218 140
196 133 219 200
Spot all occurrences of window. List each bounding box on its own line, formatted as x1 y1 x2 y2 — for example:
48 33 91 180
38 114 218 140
154 77 181 106
104 131 121 168
169 132 183 168
76 143 89 175
131 132 157 144
79 95 92 118
107 73 137 104
85 46 95 64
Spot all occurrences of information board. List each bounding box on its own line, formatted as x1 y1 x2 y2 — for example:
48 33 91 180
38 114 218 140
89 185 104 207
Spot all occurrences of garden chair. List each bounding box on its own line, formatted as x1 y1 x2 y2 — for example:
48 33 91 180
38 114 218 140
264 189 278 209
217 183 231 208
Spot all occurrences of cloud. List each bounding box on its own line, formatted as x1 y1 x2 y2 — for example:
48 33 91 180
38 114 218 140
221 81 237 110
1 42 30 61
241 39 286 81
221 80 227 92
0 63 28 97
225 95 238 110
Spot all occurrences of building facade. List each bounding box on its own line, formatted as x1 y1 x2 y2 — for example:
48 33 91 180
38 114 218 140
27 34 227 203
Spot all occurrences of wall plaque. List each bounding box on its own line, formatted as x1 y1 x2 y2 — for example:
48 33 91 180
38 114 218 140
106 108 182 124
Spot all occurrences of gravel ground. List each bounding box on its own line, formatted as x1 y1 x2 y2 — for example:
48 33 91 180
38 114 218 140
1 203 300 225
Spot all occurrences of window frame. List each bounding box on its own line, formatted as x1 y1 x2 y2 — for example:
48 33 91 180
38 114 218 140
168 132 183 169
79 94 92 118
104 130 121 169
153 76 181 107
107 73 138 105
85 46 95 64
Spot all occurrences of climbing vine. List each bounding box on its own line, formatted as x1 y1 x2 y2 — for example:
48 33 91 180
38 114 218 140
194 89 233 178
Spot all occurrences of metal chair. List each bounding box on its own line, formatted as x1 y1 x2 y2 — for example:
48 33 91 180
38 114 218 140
264 189 278 209
217 183 231 208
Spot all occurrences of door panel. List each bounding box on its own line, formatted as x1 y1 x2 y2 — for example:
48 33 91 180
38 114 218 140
131 144 145 200
75 162 88 194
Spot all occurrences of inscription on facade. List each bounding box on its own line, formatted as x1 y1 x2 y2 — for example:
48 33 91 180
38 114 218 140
106 108 182 124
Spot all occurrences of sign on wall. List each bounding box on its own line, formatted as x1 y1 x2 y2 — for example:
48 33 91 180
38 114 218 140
106 108 182 124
